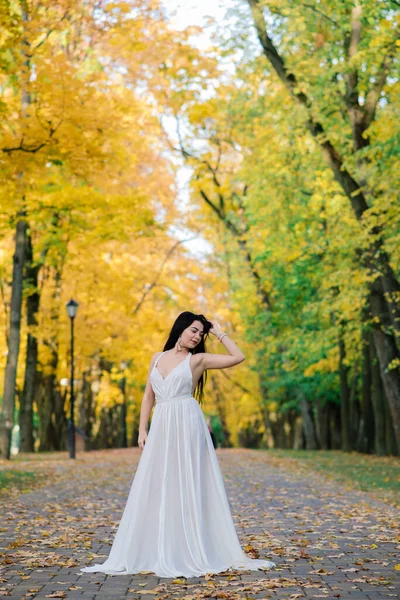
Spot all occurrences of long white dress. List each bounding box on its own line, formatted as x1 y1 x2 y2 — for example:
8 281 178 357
81 351 276 578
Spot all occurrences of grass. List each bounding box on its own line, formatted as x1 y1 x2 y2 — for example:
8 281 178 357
0 451 59 496
263 449 400 507
0 469 38 493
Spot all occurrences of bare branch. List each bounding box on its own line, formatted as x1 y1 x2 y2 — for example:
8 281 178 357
2 119 61 154
176 118 224 183
2 140 46 154
31 10 69 52
200 189 272 308
200 189 228 225
300 3 337 25
132 237 198 316
248 0 310 105
219 368 252 394
172 113 273 309
343 3 367 150
363 39 399 128
347 3 362 60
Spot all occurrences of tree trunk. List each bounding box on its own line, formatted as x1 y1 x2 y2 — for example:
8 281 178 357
19 328 38 453
286 409 297 449
210 376 232 447
369 283 400 449
349 368 360 451
94 409 109 449
357 331 375 453
79 371 87 430
328 401 342 449
293 415 304 449
36 260 66 451
0 219 28 458
19 232 40 452
80 371 93 450
300 397 318 450
316 398 329 450
338 330 352 452
2 0 32 457
369 337 387 456
95 406 121 449
118 374 128 448
53 385 67 450
131 402 140 449
276 412 289 448
263 409 288 449
36 370 56 451
37 348 67 451
384 392 398 457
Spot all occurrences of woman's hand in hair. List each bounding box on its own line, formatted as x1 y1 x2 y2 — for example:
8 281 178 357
197 321 245 371
209 321 223 338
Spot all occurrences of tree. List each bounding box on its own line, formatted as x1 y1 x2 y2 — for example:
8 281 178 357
164 2 399 453
246 0 400 446
0 0 200 455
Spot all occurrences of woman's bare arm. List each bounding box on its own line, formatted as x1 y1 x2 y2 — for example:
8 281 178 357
201 334 245 370
191 324 245 383
139 352 161 435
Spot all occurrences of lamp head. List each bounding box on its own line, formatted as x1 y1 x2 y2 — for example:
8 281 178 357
66 298 79 319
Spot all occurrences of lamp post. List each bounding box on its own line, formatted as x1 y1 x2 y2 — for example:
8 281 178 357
66 299 79 459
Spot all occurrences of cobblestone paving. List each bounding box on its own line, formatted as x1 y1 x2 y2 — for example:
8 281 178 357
0 448 398 600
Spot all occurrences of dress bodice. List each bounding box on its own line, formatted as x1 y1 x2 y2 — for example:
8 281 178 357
150 351 194 403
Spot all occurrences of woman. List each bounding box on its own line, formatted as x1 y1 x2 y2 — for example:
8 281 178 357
81 311 276 578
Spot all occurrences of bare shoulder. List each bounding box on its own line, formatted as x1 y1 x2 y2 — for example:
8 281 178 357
150 351 163 365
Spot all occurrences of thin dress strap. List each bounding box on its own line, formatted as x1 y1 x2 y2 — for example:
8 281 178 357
154 351 166 368
154 351 192 372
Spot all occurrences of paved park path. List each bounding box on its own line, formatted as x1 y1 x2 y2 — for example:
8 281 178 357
0 448 398 600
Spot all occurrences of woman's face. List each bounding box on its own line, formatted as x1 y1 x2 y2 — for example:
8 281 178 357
181 320 205 349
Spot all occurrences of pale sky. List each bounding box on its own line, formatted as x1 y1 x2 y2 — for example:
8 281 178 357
163 0 229 32
160 1 244 259
158 1 231 258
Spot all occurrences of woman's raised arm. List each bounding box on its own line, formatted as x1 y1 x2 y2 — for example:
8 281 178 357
199 323 245 371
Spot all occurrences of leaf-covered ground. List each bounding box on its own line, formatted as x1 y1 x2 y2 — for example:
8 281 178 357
0 448 399 599
264 450 400 508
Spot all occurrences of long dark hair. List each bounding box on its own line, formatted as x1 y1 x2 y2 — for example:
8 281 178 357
163 311 212 404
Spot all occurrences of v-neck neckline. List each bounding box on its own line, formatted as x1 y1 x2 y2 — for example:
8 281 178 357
155 352 190 381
